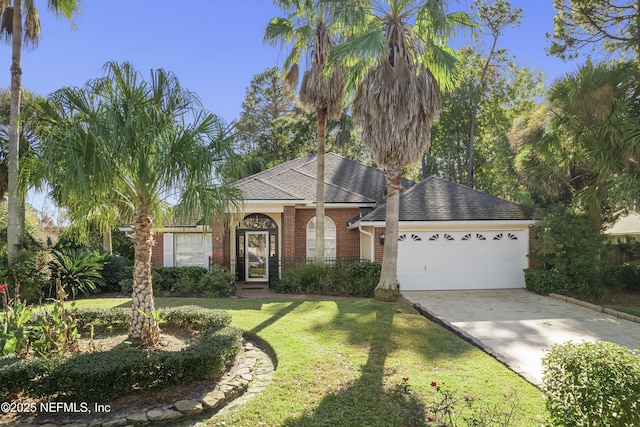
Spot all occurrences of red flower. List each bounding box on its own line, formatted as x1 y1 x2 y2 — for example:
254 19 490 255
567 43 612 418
0 283 7 293
427 416 435 422
402 377 409 382
431 381 437 387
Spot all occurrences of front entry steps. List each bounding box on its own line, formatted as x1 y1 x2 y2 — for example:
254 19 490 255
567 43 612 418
236 281 269 290
235 282 273 298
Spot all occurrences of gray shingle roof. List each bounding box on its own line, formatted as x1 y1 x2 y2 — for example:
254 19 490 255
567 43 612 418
359 176 534 222
235 153 414 204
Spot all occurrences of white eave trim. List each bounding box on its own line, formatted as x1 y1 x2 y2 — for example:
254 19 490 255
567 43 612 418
118 225 208 233
303 202 377 209
348 219 536 230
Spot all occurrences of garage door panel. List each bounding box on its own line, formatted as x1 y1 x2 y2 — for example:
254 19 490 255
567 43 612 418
397 230 527 291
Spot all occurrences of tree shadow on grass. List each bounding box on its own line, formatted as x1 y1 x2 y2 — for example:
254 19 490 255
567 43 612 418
281 304 427 427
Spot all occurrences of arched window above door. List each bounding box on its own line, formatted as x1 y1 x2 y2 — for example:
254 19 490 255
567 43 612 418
239 213 277 230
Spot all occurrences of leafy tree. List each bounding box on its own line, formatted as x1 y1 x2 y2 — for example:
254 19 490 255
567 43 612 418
235 67 297 169
235 68 368 175
38 62 243 345
510 60 640 228
466 0 522 188
266 0 346 265
548 0 640 60
530 205 613 297
331 0 476 301
422 46 543 202
0 0 80 262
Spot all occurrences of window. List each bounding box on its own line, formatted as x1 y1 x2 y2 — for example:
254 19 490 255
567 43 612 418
175 234 210 267
306 216 337 260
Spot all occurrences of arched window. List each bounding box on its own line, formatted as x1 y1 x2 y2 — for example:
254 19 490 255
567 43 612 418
306 216 337 260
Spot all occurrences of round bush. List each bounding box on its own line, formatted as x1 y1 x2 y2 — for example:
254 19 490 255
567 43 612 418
542 341 640 426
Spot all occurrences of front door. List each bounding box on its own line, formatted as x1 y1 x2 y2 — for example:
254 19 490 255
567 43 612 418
246 231 268 281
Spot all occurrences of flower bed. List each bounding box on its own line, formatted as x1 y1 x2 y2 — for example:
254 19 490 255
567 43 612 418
0 306 242 401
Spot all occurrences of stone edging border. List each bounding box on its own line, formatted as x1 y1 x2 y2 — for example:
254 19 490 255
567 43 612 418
5 332 276 427
548 293 640 324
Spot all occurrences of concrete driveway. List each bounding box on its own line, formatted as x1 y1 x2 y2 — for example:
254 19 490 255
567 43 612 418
402 289 640 386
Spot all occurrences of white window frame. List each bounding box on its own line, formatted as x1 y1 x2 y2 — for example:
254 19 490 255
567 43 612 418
306 216 337 260
174 233 211 268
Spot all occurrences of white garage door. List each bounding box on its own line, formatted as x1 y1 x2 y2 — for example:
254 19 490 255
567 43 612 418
397 230 527 290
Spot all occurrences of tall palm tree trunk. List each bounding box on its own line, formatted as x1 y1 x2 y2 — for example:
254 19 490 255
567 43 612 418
7 0 23 260
103 229 113 253
129 207 159 344
375 168 401 302
315 108 327 265
467 102 479 188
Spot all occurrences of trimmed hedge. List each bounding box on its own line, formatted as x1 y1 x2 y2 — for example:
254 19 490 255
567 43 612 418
542 341 640 426
119 266 236 297
275 260 381 297
0 307 241 401
524 268 573 295
71 305 233 330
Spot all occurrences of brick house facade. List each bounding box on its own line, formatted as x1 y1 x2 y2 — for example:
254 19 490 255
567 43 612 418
150 153 536 290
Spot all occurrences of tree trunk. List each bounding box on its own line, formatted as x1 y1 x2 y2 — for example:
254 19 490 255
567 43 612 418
129 207 159 345
375 167 401 302
467 102 478 188
467 33 498 189
7 0 23 261
315 108 327 265
103 228 113 253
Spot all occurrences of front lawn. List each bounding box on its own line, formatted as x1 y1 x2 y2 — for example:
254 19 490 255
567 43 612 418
70 297 547 426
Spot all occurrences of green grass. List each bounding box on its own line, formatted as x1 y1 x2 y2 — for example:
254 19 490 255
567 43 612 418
606 305 640 317
70 297 548 426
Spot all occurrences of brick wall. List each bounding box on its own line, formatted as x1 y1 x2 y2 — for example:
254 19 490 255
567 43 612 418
528 225 538 268
282 206 297 261
374 227 385 264
151 232 163 267
211 217 225 265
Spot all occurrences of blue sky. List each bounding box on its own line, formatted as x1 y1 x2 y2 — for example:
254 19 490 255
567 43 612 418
1 0 581 212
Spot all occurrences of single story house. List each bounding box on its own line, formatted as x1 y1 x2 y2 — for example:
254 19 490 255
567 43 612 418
151 153 536 291
604 213 640 243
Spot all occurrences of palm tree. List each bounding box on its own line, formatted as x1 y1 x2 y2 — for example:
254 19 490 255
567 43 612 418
0 0 80 260
331 0 475 301
265 0 346 265
0 89 46 242
38 62 243 345
510 60 640 229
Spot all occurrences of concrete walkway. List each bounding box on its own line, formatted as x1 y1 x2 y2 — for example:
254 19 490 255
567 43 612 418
402 289 640 386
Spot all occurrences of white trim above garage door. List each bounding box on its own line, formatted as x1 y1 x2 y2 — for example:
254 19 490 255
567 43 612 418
397 230 528 290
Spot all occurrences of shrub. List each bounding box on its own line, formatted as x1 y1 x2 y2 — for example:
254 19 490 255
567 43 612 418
71 305 232 330
275 260 380 297
542 341 640 427
524 268 572 295
0 306 241 401
611 261 640 291
0 248 52 303
150 266 208 293
100 254 131 292
49 247 107 298
198 264 236 297
530 206 614 298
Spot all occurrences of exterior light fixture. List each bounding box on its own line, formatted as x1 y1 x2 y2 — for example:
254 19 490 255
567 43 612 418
379 233 385 245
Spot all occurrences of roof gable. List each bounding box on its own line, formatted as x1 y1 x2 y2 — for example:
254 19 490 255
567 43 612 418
360 176 534 222
235 153 414 204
